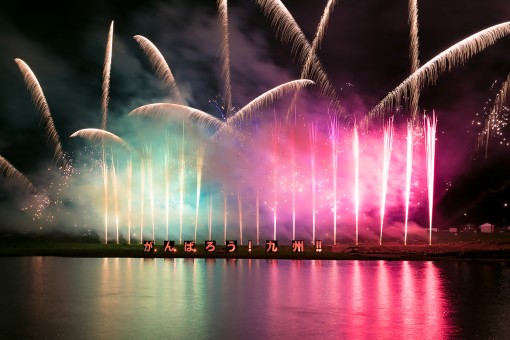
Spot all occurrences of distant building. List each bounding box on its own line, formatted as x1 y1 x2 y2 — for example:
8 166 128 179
449 227 458 233
478 223 495 233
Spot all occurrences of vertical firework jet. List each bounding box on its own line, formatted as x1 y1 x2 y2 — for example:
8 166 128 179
256 188 260 245
139 158 145 244
14 59 68 170
223 188 228 244
147 146 155 241
425 113 437 245
329 116 339 245
133 35 184 104
111 155 120 244
179 124 185 244
238 189 243 245
217 0 232 117
194 143 205 241
127 158 132 244
353 125 360 245
102 152 108 244
272 123 280 240
408 0 420 119
380 118 394 245
164 143 171 240
310 122 318 243
404 121 413 245
291 126 296 240
208 194 213 240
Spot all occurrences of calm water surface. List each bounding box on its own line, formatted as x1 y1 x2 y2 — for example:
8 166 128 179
1 257 509 339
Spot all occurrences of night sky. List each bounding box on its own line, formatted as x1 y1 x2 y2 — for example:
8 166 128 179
0 0 509 231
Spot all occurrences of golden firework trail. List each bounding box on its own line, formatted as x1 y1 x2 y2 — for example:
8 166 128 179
14 59 68 170
0 155 37 194
255 0 338 106
133 35 185 104
217 0 233 117
129 103 225 131
369 22 510 119
227 79 314 126
287 0 338 120
70 128 135 154
101 21 114 130
408 0 420 119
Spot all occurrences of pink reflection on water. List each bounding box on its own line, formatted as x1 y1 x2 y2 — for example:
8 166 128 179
264 260 453 339
345 261 452 339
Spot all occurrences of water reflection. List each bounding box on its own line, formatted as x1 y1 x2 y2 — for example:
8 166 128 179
2 258 510 339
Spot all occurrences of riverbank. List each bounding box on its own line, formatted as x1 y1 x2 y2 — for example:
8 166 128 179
2 240 510 261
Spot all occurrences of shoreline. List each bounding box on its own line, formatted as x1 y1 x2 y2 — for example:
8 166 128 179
2 241 510 261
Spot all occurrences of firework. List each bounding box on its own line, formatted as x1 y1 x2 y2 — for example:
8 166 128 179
133 35 184 104
110 155 120 244
129 103 225 131
14 59 68 170
194 142 205 241
101 21 114 130
408 0 420 119
0 155 37 194
404 121 413 245
369 22 510 119
227 79 314 126
70 128 134 154
379 118 394 245
127 158 132 244
425 113 437 245
237 188 243 245
353 125 360 245
287 0 338 119
478 73 510 156
255 0 338 105
216 0 232 117
309 121 317 243
329 115 339 245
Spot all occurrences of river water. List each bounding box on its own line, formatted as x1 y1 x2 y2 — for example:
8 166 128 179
0 257 509 339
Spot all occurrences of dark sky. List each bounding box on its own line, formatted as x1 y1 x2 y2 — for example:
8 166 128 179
0 0 509 227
